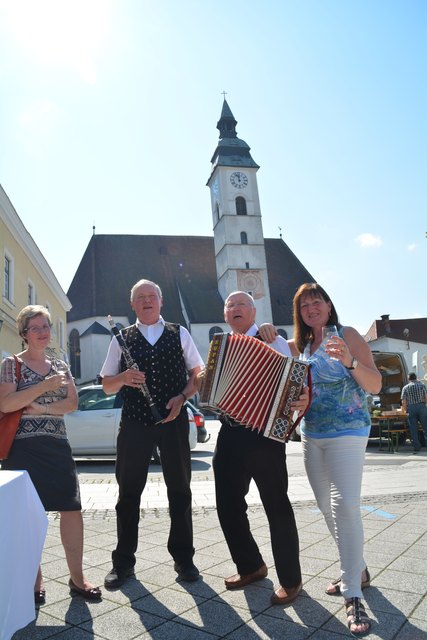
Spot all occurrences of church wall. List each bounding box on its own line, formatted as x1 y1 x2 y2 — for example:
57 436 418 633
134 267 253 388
190 322 228 363
216 245 268 277
214 216 265 256
79 333 111 386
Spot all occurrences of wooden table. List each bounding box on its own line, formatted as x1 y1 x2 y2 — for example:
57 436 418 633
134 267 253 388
0 470 48 640
372 414 408 453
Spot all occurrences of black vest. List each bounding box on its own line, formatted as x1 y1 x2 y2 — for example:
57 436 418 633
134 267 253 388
120 323 188 424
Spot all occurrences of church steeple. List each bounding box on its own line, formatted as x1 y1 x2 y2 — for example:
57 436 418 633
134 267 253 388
209 99 260 173
207 99 273 324
216 99 238 138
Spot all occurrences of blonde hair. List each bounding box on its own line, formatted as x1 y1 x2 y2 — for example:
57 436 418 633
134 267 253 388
16 305 52 342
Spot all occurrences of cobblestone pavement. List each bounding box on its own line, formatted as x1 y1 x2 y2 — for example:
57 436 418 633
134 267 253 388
10 427 427 640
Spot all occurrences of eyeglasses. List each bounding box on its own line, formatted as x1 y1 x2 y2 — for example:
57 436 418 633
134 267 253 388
24 324 52 334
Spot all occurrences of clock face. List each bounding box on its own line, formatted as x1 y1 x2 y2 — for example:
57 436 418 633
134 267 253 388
230 171 248 189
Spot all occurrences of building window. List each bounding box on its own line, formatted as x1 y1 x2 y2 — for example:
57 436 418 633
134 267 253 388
245 262 250 269
3 253 13 302
214 202 220 224
58 319 64 349
241 232 248 245
209 326 223 341
69 328 81 379
27 281 35 305
236 197 247 215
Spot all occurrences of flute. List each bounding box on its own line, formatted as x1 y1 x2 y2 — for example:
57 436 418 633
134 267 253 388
107 316 164 424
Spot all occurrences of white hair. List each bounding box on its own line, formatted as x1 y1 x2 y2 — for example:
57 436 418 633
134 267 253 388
130 279 162 301
224 291 255 308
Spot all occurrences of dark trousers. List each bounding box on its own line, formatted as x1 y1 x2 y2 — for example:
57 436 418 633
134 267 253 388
213 424 301 588
407 403 427 449
112 412 194 569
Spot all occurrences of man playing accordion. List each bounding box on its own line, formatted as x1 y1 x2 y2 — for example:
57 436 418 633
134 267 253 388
212 291 308 605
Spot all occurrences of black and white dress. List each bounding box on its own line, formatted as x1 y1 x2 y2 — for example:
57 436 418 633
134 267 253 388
0 356 81 511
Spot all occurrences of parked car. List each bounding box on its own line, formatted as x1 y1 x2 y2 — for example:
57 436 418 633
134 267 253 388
185 399 210 443
65 385 197 459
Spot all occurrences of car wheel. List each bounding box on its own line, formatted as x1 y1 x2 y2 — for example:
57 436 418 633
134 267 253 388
152 445 161 464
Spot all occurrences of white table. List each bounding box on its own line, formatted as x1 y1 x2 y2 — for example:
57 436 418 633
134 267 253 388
0 470 48 640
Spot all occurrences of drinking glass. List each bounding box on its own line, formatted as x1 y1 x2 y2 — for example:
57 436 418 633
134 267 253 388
322 325 339 360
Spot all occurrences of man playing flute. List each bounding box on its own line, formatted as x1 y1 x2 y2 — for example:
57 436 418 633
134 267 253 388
100 279 203 588
213 291 307 605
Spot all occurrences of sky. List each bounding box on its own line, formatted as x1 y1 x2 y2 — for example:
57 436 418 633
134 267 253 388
0 0 426 335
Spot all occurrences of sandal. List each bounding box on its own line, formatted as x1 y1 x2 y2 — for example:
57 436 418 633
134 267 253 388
326 567 370 595
345 597 372 636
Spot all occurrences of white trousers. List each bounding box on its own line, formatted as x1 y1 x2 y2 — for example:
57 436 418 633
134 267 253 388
302 434 368 599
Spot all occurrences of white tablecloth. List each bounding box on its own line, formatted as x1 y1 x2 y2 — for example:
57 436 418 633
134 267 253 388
0 470 48 640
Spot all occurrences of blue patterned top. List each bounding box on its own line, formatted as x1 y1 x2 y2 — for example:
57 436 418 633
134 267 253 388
300 329 370 438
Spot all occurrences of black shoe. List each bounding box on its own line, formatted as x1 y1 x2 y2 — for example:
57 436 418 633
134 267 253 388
69 579 102 601
174 561 200 582
104 566 135 589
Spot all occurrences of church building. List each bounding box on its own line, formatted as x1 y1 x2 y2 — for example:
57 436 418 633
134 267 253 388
66 100 315 384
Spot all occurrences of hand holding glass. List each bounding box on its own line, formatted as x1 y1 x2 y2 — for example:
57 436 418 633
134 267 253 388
322 325 339 360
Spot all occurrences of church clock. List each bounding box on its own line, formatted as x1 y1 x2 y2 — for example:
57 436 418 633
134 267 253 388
230 171 248 189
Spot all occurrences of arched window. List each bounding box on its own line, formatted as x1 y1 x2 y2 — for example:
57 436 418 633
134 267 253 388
236 196 247 215
241 231 248 245
69 328 81 379
214 202 220 224
209 326 223 341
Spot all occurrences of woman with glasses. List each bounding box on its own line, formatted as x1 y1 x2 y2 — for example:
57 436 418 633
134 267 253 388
0 305 101 605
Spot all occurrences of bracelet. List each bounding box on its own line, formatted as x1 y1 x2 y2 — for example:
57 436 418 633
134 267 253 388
179 392 187 402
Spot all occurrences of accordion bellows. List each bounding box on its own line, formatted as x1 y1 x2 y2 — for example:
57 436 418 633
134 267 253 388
200 333 309 442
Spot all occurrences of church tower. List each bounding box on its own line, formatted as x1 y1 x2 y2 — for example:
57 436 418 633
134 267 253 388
207 99 273 323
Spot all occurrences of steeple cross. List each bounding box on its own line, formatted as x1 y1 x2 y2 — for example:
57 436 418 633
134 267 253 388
221 90 228 100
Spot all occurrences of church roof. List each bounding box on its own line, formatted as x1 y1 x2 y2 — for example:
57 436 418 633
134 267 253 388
80 321 111 338
67 234 315 328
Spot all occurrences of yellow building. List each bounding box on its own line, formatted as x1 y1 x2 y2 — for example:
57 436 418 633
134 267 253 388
0 185 71 360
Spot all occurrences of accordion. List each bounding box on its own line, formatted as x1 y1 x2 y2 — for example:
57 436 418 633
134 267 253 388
199 333 310 442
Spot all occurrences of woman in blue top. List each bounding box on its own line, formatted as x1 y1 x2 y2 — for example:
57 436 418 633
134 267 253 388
290 283 381 637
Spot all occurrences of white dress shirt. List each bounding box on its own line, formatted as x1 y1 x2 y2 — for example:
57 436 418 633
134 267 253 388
100 316 203 377
242 324 292 357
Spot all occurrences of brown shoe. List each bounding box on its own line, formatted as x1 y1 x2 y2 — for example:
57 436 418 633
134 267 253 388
271 581 302 605
225 563 268 589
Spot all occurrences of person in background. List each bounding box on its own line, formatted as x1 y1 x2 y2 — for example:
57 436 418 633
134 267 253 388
0 305 101 605
288 283 381 636
401 372 427 453
100 279 203 589
213 291 308 607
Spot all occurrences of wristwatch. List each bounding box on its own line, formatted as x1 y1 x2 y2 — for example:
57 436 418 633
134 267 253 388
345 357 358 370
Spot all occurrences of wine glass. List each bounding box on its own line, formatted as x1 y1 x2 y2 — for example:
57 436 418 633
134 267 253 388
322 325 339 361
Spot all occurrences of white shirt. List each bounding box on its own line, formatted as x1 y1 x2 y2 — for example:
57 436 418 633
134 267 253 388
100 316 204 377
242 324 292 357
